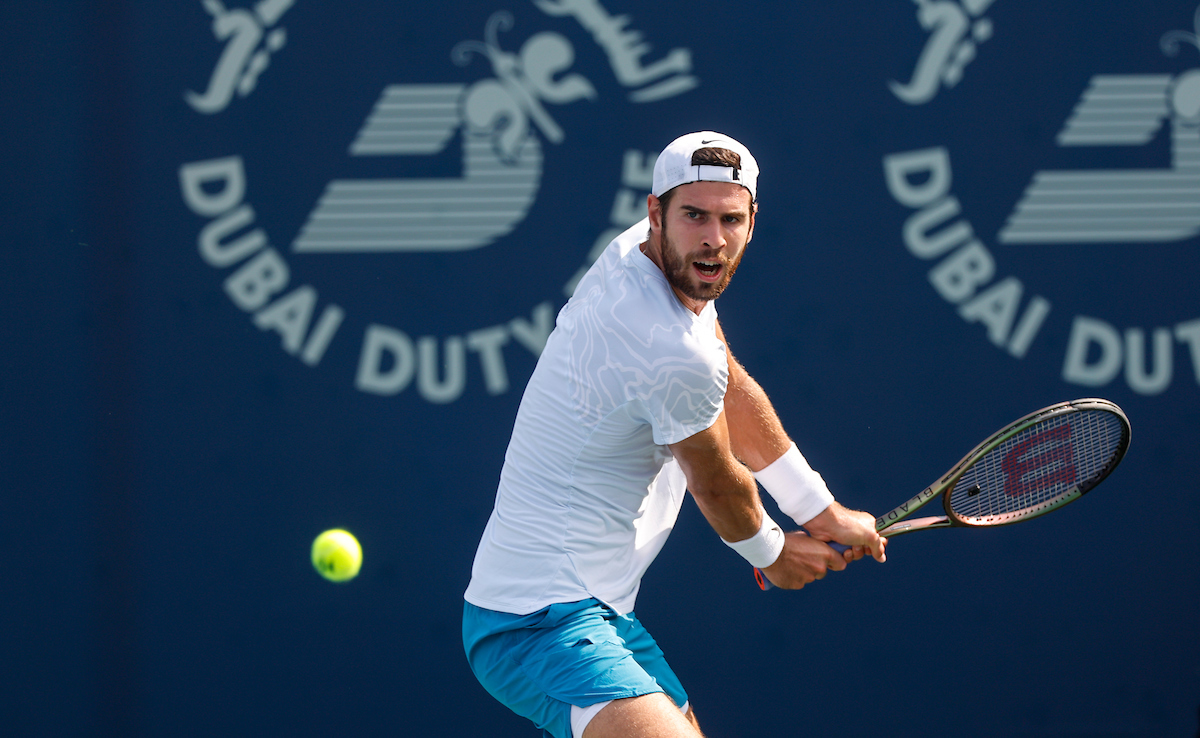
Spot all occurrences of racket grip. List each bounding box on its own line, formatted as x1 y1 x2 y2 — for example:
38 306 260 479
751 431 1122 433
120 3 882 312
754 542 850 591
754 567 773 591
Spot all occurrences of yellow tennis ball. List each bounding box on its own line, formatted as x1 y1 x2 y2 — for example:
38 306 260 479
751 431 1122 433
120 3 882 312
311 529 362 582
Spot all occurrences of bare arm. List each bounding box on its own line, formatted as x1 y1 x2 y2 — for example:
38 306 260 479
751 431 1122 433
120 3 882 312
668 411 849 588
715 319 887 567
667 411 761 544
717 318 792 472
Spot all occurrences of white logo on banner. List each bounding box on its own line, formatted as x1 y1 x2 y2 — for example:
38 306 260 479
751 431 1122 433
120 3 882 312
891 0 996 105
883 6 1200 396
294 13 595 254
1001 57 1200 243
177 1 698 404
186 0 294 114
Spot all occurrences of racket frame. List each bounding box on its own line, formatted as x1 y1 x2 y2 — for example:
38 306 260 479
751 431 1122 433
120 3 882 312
876 398 1130 538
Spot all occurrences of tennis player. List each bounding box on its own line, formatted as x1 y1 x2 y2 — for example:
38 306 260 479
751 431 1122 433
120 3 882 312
463 131 886 738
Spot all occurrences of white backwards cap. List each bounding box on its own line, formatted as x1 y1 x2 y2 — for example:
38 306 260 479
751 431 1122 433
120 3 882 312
652 131 759 201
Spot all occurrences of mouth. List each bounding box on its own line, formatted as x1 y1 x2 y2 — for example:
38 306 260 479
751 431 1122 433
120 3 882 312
693 259 724 283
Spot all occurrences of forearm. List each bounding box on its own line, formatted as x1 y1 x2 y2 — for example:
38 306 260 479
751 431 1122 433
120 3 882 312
671 418 764 543
687 461 763 544
685 454 787 569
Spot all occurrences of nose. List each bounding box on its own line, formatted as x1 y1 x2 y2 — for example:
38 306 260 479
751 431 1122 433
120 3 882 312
701 219 727 250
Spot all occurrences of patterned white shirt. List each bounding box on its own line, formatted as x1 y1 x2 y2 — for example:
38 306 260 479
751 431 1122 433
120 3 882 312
465 218 727 615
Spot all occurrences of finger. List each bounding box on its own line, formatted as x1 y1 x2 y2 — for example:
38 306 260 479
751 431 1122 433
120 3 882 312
873 536 887 563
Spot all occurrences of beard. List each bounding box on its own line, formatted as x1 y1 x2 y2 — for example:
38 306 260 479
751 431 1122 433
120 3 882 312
658 220 743 303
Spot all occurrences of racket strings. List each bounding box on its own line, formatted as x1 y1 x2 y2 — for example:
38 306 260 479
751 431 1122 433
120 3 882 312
947 410 1127 523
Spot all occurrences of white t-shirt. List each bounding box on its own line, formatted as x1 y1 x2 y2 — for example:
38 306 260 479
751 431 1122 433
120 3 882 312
464 218 728 616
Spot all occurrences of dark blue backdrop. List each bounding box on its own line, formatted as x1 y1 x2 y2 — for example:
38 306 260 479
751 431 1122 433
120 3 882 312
4 1 1198 736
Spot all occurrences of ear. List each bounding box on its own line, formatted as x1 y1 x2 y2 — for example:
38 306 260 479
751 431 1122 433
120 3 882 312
647 193 664 232
745 201 757 244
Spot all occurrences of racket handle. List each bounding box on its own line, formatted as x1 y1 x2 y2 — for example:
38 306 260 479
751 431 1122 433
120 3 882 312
754 566 773 591
754 541 850 591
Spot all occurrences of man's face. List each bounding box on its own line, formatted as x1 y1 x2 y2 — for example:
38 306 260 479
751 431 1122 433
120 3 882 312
651 181 756 312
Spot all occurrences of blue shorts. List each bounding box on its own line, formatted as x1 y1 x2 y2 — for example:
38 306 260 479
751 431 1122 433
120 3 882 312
462 599 688 738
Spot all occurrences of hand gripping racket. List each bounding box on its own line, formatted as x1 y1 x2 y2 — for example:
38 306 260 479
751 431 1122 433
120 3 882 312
755 398 1130 590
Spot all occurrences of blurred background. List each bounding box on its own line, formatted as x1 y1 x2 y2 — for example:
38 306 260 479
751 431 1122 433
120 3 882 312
3 1 1198 735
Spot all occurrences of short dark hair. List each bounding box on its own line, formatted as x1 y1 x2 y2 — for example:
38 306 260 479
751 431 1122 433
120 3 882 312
657 147 754 215
692 147 742 170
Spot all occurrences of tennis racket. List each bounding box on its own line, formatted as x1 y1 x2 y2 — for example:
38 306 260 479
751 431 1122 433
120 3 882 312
755 398 1130 590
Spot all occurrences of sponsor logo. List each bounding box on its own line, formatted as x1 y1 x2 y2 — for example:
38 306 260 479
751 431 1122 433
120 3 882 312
891 0 996 106
292 12 596 255
884 5 1200 396
186 0 295 114
1001 425 1073 498
176 0 698 403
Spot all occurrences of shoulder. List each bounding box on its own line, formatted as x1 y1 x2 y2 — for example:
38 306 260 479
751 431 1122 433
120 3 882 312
555 220 727 399
581 261 721 373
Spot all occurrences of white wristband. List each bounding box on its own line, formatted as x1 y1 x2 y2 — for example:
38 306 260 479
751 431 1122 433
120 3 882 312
753 443 836 527
722 512 785 569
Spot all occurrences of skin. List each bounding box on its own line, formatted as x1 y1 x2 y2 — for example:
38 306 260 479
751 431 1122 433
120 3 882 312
584 181 885 738
641 181 752 314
